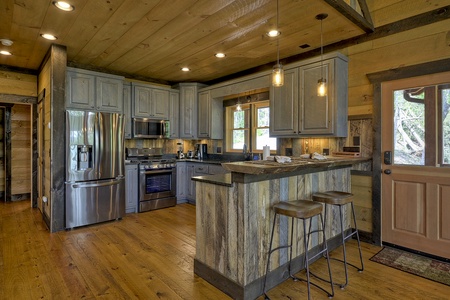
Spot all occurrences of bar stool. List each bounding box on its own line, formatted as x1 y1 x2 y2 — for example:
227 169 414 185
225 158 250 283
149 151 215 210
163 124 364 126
312 191 364 289
263 200 334 300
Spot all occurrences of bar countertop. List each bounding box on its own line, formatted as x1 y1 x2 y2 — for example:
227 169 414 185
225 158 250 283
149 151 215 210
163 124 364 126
192 156 371 185
221 156 371 175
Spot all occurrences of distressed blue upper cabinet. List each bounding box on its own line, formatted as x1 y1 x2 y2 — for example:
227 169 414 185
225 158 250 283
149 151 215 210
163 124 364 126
270 53 348 137
168 90 180 139
198 90 223 139
132 83 169 119
123 82 132 139
173 83 207 139
66 67 123 112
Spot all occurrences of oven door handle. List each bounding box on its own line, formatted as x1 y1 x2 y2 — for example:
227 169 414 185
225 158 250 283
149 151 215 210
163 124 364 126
141 169 174 175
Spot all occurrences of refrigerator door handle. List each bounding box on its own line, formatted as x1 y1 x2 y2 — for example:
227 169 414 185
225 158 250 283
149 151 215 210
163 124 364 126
72 179 122 189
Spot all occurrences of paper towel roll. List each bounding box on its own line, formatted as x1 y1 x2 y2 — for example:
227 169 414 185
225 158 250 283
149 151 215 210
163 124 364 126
263 145 270 160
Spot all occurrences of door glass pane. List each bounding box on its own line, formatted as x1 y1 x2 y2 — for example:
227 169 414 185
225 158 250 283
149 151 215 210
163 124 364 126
442 86 450 164
393 88 425 165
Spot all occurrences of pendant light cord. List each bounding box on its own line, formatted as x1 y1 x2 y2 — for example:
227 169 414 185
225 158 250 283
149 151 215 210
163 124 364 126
320 17 323 79
276 0 280 65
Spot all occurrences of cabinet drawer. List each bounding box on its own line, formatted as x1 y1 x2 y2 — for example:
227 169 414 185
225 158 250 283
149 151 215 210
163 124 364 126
194 165 209 174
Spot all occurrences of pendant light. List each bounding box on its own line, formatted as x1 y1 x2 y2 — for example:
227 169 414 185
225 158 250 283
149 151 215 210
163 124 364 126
236 97 242 111
272 0 284 87
316 13 328 97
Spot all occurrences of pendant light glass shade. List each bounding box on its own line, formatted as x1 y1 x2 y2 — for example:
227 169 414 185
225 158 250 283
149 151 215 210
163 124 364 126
272 64 284 87
271 0 284 87
317 78 327 96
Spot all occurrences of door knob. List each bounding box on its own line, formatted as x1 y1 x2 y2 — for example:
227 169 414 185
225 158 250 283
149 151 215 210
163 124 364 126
384 169 391 174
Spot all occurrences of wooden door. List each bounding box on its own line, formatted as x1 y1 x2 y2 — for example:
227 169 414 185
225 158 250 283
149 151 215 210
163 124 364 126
381 72 450 259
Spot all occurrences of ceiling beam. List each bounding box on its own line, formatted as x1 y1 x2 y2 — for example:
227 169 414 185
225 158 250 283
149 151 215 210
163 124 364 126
322 0 374 33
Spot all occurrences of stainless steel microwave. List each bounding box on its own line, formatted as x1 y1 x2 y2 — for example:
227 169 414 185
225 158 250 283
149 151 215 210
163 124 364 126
132 118 169 138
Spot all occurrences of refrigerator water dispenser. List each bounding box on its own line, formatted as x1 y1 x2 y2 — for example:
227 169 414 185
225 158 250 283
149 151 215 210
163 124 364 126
77 145 92 170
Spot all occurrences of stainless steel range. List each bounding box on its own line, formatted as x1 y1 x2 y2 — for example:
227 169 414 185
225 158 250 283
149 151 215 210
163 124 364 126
126 148 176 212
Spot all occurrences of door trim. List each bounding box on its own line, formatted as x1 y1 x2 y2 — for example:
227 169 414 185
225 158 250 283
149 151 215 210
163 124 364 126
367 57 450 246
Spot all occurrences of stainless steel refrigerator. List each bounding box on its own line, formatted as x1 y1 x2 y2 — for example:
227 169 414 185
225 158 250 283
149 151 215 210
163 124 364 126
65 110 125 229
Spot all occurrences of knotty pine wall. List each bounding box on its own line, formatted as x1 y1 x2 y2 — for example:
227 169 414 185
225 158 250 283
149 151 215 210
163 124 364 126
0 70 37 97
345 18 450 116
11 104 31 197
37 59 52 221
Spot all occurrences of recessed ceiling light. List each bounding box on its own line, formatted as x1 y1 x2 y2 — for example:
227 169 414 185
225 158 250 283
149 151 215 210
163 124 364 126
52 1 74 11
267 30 280 37
215 53 226 58
41 33 57 40
181 67 190 72
0 39 13 46
0 50 12 56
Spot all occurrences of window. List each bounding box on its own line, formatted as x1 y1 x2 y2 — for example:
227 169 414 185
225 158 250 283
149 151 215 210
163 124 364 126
392 83 450 166
226 100 277 153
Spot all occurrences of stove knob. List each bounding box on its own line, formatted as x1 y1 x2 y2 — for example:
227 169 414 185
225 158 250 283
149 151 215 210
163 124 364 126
158 164 164 169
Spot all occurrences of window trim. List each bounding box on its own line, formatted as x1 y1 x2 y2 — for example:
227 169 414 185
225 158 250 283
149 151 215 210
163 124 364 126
225 100 276 153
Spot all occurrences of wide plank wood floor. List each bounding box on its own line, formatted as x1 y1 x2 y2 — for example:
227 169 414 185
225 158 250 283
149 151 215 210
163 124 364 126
1 200 449 299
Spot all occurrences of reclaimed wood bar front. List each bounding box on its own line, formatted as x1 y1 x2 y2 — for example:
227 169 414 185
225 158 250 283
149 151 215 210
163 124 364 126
193 157 370 300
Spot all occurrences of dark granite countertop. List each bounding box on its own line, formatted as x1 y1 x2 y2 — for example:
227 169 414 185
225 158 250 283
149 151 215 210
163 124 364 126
176 158 237 165
191 173 232 187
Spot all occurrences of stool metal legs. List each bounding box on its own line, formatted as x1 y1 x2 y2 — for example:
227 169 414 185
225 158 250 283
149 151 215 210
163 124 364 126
263 213 334 300
323 202 364 289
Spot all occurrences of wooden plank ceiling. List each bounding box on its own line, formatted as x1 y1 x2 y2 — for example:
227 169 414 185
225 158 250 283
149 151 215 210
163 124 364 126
0 0 448 84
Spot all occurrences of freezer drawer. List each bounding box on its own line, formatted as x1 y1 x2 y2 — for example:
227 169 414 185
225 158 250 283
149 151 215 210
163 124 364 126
65 178 125 229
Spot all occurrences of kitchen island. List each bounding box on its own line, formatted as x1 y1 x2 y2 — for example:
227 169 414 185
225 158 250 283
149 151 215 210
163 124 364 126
192 156 371 299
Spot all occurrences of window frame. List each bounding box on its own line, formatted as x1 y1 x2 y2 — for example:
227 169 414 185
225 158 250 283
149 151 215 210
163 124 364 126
225 100 276 153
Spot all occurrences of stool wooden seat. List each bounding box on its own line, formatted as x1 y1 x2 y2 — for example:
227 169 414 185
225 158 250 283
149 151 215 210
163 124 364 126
263 200 334 300
312 191 354 205
312 191 364 289
273 200 323 219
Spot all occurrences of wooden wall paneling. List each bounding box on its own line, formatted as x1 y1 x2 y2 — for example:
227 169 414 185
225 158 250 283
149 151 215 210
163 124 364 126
195 183 205 265
4 107 11 202
246 181 260 283
368 0 450 27
0 107 4 198
226 184 238 281
236 182 246 284
10 104 31 197
38 58 52 225
215 182 228 274
351 174 373 232
0 71 37 97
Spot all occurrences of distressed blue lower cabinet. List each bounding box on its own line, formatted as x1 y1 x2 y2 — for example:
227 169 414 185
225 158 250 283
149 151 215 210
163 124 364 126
176 162 229 205
125 164 138 213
